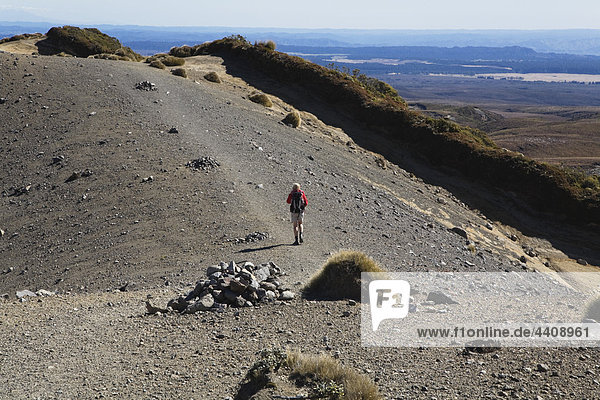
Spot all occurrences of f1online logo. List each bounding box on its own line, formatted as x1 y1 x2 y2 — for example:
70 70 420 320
369 280 411 331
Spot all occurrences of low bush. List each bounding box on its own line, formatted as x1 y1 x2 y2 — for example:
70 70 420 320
287 350 381 400
203 71 221 83
236 349 381 400
282 111 301 128
0 32 44 44
171 68 188 78
149 60 166 69
38 26 143 61
257 40 276 51
249 92 272 107
304 251 385 300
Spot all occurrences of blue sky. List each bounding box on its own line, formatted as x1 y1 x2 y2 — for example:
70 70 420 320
0 0 599 29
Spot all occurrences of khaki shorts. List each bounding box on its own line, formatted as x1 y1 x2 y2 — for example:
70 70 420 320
290 212 304 223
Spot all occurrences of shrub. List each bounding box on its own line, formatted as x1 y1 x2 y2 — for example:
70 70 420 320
257 40 276 51
583 295 600 322
171 68 188 78
204 71 221 83
286 350 381 400
303 250 385 300
37 26 142 61
149 60 166 69
282 111 301 128
161 55 185 66
249 93 273 107
236 349 381 400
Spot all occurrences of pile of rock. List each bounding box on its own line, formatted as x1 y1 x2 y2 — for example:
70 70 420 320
135 81 156 91
186 156 220 171
166 261 295 313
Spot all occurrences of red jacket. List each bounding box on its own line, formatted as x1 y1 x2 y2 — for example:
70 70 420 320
287 190 308 210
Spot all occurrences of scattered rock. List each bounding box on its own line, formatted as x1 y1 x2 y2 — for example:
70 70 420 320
135 81 157 91
0 98 6 104
426 291 458 305
537 363 550 373
141 176 154 183
0 229 4 237
1 293 9 300
52 155 65 164
35 289 55 296
145 300 168 314
168 127 179 134
577 258 588 266
16 290 36 299
449 226 468 240
65 169 93 183
186 156 220 171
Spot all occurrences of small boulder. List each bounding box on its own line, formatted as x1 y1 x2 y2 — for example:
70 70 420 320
426 291 458 305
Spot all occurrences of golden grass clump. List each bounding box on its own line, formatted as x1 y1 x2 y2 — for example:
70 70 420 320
303 250 385 300
161 55 185 66
282 111 301 128
583 295 600 322
149 60 166 69
257 40 276 51
204 71 222 83
171 68 188 78
249 92 273 107
286 350 381 400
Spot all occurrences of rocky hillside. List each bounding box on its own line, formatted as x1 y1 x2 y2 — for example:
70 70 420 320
0 43 599 398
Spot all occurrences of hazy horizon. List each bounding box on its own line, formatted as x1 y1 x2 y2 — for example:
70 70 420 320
1 1 599 30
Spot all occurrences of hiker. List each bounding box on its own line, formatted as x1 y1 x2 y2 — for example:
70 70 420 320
286 183 308 245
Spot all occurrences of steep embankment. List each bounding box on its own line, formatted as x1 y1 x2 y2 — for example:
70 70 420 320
1 48 600 398
170 38 600 228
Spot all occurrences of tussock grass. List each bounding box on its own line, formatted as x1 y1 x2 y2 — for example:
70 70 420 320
249 92 273 107
204 71 221 83
146 54 185 66
0 32 44 44
257 40 276 51
287 350 381 400
282 111 301 128
42 26 142 61
583 295 600 322
304 251 385 300
171 68 188 78
149 60 166 69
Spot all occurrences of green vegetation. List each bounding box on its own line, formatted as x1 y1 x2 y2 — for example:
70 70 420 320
236 349 381 400
146 53 185 66
203 71 221 83
40 26 143 61
171 68 188 78
169 36 600 223
282 111 302 128
304 250 385 300
249 92 273 107
257 40 276 51
287 350 381 400
149 60 166 69
0 32 44 44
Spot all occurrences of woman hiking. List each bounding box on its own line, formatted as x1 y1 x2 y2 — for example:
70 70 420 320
286 183 308 245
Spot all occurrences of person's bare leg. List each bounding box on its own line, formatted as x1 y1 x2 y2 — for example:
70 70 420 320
293 221 299 244
298 221 304 243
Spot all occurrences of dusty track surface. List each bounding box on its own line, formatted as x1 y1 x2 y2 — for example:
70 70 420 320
1 51 599 399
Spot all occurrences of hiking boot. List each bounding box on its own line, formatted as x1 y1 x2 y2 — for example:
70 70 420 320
293 240 299 246
299 233 304 243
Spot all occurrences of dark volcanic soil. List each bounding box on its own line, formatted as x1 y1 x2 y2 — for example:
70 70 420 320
1 51 599 399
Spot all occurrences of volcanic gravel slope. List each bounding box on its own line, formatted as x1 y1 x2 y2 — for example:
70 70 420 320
1 51 599 399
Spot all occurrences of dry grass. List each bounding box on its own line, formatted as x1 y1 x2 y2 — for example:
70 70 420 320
149 60 166 69
304 251 385 300
204 71 221 83
171 68 188 78
282 111 301 128
249 92 273 107
286 350 381 400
